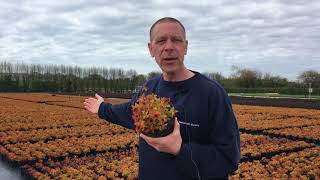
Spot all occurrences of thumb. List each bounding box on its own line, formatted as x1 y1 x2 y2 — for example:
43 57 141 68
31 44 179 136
95 93 102 100
173 117 180 134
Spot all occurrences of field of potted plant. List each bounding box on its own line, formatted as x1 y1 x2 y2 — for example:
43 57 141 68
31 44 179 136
0 93 319 179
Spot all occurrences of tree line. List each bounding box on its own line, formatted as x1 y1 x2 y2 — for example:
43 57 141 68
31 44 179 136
0 61 319 95
0 62 146 93
203 66 320 95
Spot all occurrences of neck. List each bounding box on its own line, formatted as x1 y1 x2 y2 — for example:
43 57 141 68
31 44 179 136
163 66 194 81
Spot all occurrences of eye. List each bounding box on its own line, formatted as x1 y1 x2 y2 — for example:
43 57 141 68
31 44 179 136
155 39 166 44
172 37 183 43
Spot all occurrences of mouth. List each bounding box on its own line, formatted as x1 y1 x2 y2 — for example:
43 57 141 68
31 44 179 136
163 57 178 62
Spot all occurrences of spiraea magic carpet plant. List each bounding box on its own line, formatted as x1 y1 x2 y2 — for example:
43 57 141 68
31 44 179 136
132 93 177 137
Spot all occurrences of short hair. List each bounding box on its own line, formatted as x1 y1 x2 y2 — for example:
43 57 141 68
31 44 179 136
149 17 186 41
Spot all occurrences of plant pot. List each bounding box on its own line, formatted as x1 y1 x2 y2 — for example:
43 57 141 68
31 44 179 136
142 118 174 138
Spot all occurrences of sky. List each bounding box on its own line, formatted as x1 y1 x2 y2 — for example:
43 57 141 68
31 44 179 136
0 0 319 81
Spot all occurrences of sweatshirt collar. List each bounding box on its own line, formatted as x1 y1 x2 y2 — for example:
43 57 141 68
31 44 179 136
159 70 200 89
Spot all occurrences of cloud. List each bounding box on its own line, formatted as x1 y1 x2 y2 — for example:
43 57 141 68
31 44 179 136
0 0 319 81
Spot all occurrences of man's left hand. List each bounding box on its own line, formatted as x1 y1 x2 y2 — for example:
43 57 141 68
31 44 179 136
140 117 182 155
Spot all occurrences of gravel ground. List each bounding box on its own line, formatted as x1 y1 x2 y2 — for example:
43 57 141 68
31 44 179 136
0 160 25 180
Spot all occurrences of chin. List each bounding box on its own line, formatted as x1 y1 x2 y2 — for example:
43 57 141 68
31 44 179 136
161 66 177 74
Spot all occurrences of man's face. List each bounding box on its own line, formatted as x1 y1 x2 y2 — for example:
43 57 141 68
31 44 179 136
148 21 188 74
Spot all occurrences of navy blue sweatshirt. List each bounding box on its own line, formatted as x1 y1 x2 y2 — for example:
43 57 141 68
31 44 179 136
98 71 240 180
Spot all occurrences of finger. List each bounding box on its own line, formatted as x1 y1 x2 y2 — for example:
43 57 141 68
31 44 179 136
173 117 180 133
140 133 156 144
140 134 161 151
84 98 96 105
88 97 97 102
154 146 161 152
83 102 93 108
88 107 97 113
84 105 93 112
139 133 149 141
146 142 160 152
85 97 96 101
84 98 92 104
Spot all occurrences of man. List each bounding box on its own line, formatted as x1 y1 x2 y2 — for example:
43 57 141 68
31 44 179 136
84 17 240 180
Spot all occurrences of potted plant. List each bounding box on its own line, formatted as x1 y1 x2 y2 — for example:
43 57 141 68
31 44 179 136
132 93 177 137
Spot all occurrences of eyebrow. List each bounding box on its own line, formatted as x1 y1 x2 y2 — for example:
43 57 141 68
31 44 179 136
154 35 184 41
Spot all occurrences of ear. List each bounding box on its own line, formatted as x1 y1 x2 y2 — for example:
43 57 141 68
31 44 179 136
148 42 154 57
184 40 188 55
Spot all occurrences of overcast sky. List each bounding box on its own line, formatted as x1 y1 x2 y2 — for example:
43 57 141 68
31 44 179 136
0 0 319 81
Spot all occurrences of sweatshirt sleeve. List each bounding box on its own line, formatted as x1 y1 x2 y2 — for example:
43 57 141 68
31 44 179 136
97 85 145 130
174 89 240 179
98 101 135 129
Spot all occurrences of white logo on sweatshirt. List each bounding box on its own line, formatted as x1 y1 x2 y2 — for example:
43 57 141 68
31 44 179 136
178 121 200 127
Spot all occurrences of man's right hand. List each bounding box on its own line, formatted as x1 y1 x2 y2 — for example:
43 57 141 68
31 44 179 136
83 93 104 114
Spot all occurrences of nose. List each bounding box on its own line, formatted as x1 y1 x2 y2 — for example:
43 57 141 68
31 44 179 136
164 39 174 51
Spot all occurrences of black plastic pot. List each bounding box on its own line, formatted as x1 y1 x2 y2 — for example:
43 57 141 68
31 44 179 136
143 118 174 138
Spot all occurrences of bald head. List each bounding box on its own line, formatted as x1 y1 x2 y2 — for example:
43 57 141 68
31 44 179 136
149 17 186 41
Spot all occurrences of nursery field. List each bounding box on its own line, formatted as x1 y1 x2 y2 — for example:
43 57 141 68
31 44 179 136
0 93 319 179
